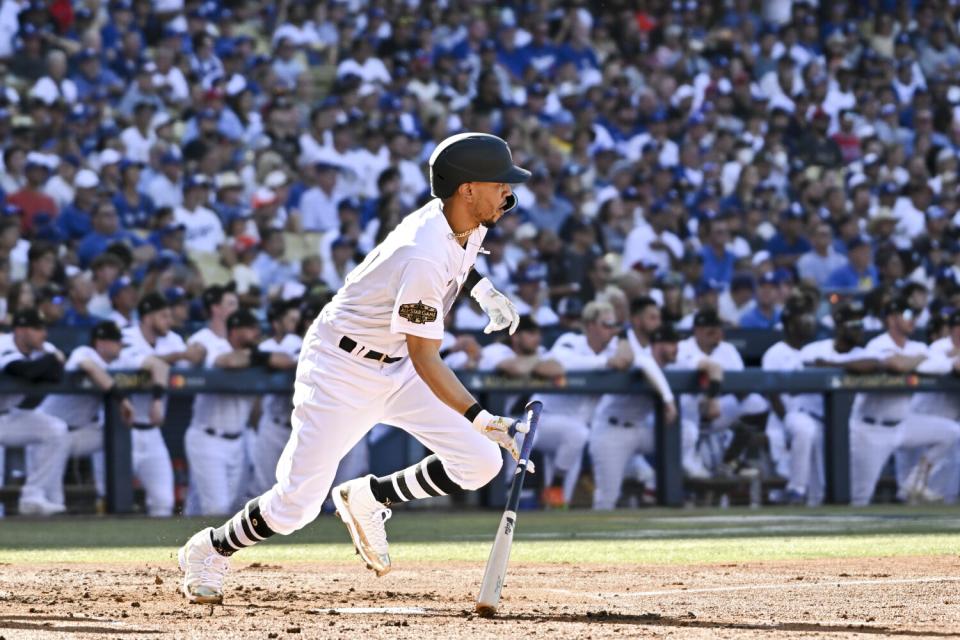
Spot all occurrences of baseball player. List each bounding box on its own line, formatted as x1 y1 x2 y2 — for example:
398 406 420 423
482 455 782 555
250 301 303 497
899 310 960 502
0 309 70 515
178 132 532 604
37 321 166 508
674 309 768 475
185 308 296 515
117 293 185 516
529 300 633 508
761 301 822 504
589 326 680 510
186 285 239 365
849 297 960 506
625 296 661 356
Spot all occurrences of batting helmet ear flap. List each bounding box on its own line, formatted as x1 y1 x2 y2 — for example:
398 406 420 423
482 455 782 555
503 193 518 213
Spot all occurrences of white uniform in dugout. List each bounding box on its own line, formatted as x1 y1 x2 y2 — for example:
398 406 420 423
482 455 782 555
262 198 501 533
118 325 186 516
898 335 960 502
252 333 303 497
38 345 111 504
185 329 251 515
589 349 676 510
849 333 960 506
0 334 69 511
529 331 620 503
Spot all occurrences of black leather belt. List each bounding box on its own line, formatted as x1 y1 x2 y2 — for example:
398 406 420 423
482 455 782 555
608 416 637 428
862 416 899 427
204 427 243 440
339 336 402 364
132 423 156 430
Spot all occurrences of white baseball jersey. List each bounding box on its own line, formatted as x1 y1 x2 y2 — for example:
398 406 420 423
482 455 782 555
762 341 822 416
909 336 960 418
594 348 674 423
118 324 187 424
258 334 302 426
38 345 110 427
318 198 487 358
530 332 621 423
675 336 744 371
0 334 61 411
109 310 133 330
851 333 953 423
188 329 251 436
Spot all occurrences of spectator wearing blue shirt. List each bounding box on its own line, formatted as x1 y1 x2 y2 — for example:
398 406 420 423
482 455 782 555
739 272 782 328
525 169 574 235
700 217 736 287
766 203 812 268
59 274 104 329
71 48 124 102
826 236 879 292
76 201 148 268
57 169 100 242
112 160 156 229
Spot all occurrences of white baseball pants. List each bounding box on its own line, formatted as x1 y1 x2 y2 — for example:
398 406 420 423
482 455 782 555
185 428 245 516
783 411 825 504
132 427 175 516
260 328 502 535
252 416 292 498
530 413 589 503
45 425 105 506
0 408 69 506
850 414 960 506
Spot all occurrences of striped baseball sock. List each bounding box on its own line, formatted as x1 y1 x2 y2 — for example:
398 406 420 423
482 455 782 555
209 497 276 557
370 454 460 504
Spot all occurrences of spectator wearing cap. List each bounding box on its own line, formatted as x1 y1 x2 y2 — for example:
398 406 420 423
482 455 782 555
184 307 295 515
72 47 123 102
826 236 878 292
511 262 559 327
174 175 225 254
9 152 58 234
56 169 100 242
164 287 190 331
36 319 139 509
300 161 347 233
29 49 78 105
77 201 150 268
60 273 103 328
797 107 843 169
0 307 71 515
117 60 164 117
919 21 960 81
766 203 812 268
107 275 136 329
36 284 66 326
699 218 736 288
146 152 183 209
212 172 247 227
797 222 848 288
526 170 574 236
251 229 299 299
739 272 782 329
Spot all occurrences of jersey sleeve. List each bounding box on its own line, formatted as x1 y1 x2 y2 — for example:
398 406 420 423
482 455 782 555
548 334 609 370
389 258 447 340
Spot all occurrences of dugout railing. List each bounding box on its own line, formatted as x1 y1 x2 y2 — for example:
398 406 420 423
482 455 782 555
2 367 957 513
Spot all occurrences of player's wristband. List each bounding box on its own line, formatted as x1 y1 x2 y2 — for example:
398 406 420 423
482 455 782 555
150 384 166 400
464 402 484 423
706 380 721 397
250 348 271 367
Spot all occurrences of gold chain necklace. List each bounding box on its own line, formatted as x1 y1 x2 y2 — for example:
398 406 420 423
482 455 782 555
451 226 478 239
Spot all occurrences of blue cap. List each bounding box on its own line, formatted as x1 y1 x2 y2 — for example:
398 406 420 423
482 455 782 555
159 222 185 236
731 273 755 291
622 186 641 200
927 205 946 219
758 271 779 286
695 280 721 296
184 175 211 189
880 182 899 195
331 236 356 250
514 262 548 285
164 286 187 304
782 202 805 220
896 32 912 46
3 204 21 216
160 152 181 165
847 235 870 251
687 112 706 126
337 196 361 211
197 107 217 120
108 276 133 299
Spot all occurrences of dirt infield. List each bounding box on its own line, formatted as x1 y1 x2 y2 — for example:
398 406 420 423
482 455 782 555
1 556 959 639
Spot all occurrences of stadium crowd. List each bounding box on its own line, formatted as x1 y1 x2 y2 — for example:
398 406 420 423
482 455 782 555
4 0 960 515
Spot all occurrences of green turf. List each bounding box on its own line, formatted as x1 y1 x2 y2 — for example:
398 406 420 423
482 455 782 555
2 506 959 565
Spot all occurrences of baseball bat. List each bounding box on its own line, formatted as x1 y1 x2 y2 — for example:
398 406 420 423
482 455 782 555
475 400 543 617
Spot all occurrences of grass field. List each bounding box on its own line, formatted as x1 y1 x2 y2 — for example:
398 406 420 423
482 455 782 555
2 506 960 638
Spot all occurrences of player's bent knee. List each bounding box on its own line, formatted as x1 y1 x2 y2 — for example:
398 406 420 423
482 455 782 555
456 444 503 491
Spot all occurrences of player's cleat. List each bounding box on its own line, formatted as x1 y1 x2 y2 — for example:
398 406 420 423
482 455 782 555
541 486 567 509
332 475 392 577
18 497 66 516
178 527 230 604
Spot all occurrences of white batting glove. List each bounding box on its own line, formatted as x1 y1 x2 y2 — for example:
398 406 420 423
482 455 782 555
471 410 535 472
471 277 520 335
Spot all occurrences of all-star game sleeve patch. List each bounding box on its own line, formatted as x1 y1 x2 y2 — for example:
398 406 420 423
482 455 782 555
398 301 438 324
